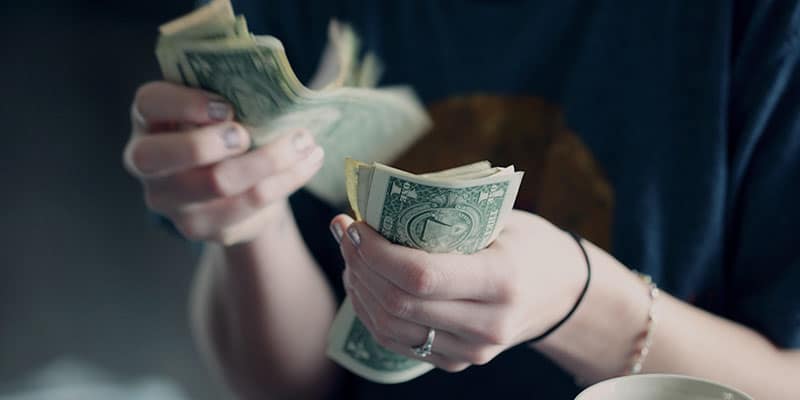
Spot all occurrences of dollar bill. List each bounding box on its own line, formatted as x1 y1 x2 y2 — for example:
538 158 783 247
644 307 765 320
327 158 523 383
154 0 430 206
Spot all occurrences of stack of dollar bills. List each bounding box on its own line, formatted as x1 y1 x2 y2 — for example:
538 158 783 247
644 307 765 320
155 0 430 205
327 158 523 383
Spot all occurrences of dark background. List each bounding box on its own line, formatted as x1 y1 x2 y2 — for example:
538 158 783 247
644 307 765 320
0 1 226 398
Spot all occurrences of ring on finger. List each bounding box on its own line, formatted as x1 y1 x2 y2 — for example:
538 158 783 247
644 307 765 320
411 327 436 358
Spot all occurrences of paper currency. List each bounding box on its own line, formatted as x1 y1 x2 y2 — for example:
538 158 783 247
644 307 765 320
155 0 430 205
327 158 523 383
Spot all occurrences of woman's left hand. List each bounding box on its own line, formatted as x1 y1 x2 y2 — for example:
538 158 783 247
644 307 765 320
330 209 588 372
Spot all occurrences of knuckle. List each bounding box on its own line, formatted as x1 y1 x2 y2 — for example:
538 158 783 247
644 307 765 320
185 136 215 166
180 92 210 122
205 165 235 197
468 348 497 365
255 150 280 175
248 181 277 209
371 313 391 337
491 264 518 303
494 277 518 304
126 141 156 175
474 328 498 345
178 98 201 120
472 312 510 345
405 260 438 297
383 288 413 318
484 332 505 346
483 319 514 345
341 244 360 267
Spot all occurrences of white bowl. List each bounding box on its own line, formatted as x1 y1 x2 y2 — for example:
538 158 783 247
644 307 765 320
575 374 753 400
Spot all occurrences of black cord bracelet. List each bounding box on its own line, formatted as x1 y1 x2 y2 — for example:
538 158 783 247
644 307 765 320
528 231 592 343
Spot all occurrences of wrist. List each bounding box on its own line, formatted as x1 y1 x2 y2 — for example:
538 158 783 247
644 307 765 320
528 231 591 343
530 240 650 382
220 199 294 253
523 226 591 343
216 197 316 289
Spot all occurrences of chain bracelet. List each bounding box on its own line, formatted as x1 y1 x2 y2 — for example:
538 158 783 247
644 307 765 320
628 273 659 374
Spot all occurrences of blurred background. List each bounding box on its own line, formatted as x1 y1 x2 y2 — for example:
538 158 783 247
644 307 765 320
0 1 225 398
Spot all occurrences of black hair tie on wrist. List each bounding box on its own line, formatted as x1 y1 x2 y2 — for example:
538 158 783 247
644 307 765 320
528 231 592 343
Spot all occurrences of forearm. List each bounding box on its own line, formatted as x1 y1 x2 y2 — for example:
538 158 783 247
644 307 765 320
191 200 339 399
645 290 799 398
533 239 800 399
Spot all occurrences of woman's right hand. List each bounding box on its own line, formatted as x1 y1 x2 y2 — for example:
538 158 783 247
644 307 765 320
123 81 324 245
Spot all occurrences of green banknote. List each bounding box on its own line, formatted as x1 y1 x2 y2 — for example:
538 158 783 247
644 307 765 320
155 0 430 207
327 159 523 383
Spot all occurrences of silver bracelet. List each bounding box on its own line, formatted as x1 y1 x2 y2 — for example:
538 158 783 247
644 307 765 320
628 273 659 374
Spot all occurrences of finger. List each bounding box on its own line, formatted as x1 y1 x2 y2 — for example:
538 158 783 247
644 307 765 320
380 338 471 373
347 285 470 372
345 267 379 329
339 221 501 301
343 245 503 343
125 122 250 178
345 268 472 359
133 81 233 131
143 129 318 207
164 148 324 241
382 322 500 368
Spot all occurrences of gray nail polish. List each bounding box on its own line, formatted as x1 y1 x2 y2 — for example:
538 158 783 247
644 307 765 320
208 100 231 121
330 222 343 244
347 226 361 247
220 126 241 149
292 130 314 152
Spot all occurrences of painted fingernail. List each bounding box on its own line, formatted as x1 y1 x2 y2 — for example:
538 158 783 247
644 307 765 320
220 126 242 149
292 130 314 153
347 225 361 247
208 100 231 121
330 221 343 244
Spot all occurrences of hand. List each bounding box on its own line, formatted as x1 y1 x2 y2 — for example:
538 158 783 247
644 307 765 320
124 81 324 245
330 210 587 372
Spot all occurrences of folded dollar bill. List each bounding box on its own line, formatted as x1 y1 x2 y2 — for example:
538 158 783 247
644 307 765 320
155 0 430 206
327 158 523 383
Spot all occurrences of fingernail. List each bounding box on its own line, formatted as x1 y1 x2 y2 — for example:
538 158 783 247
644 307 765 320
330 222 343 244
347 225 361 247
208 100 231 121
292 130 314 153
220 126 242 149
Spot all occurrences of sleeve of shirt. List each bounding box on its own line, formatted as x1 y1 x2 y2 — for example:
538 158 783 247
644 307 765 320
725 0 800 348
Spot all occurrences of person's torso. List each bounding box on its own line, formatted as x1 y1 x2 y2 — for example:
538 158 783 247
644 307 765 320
237 1 737 397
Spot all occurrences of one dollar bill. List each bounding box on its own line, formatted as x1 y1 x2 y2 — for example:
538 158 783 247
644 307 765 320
327 158 523 383
154 0 430 206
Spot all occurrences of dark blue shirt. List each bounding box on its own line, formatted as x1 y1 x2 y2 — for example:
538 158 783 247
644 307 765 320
226 0 800 398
